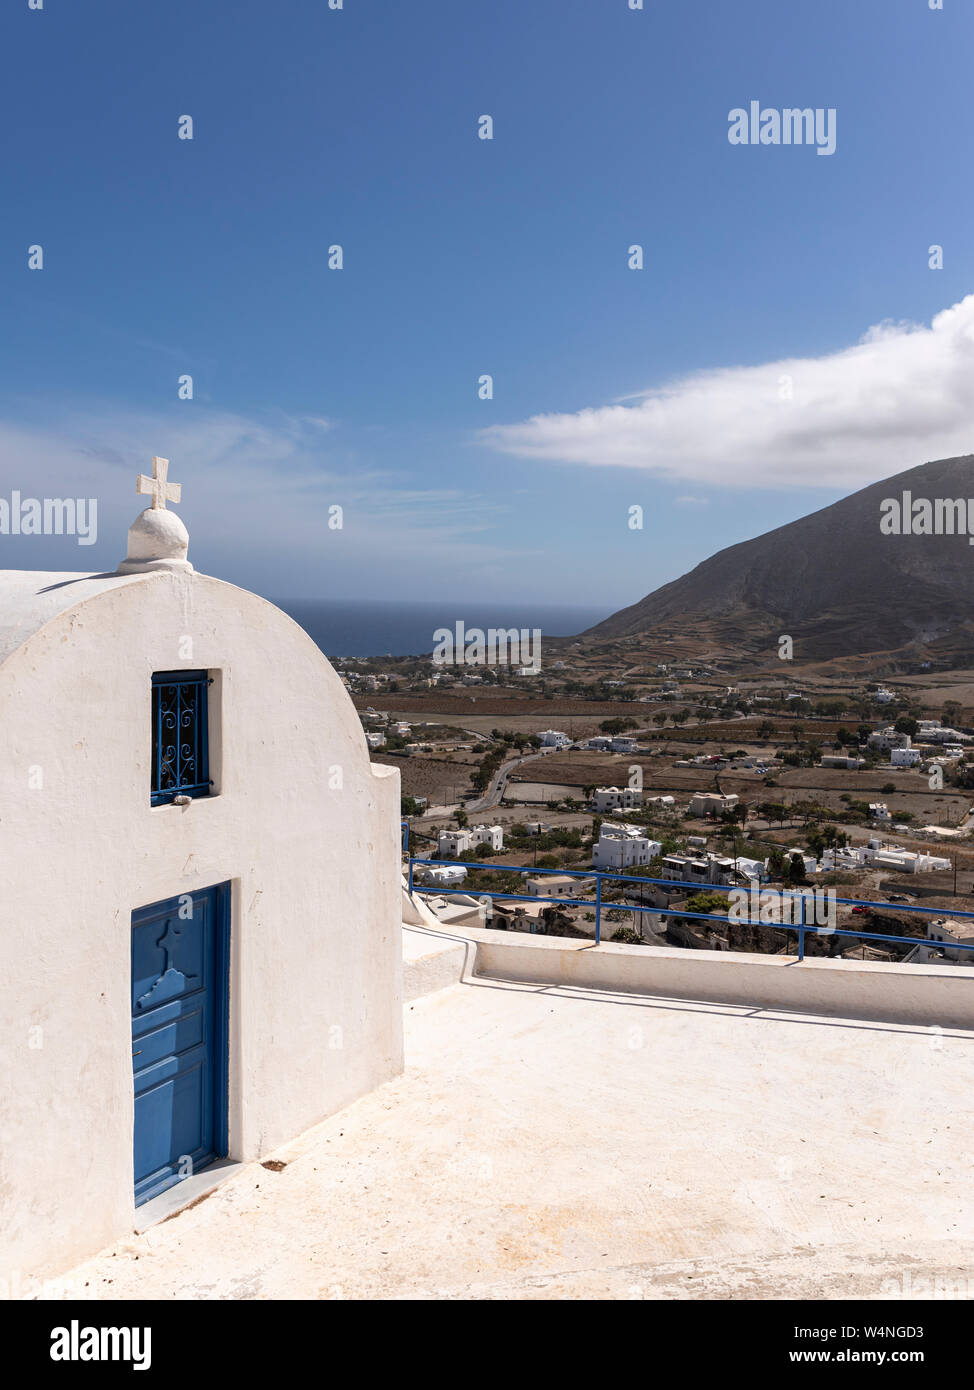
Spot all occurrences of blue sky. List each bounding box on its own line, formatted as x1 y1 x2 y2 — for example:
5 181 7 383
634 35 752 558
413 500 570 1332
1 0 973 612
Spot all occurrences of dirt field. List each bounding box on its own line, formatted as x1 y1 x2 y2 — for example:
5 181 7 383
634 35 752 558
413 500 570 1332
371 753 479 803
504 748 973 824
354 692 665 722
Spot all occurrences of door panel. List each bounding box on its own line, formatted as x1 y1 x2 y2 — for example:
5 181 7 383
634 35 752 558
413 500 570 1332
131 884 229 1206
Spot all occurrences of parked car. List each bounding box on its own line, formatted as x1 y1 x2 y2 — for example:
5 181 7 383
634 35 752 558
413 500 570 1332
851 905 869 915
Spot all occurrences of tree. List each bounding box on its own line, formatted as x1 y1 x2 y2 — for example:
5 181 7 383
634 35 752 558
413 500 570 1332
600 717 637 735
454 809 468 828
894 716 918 738
684 891 729 917
815 698 847 718
610 926 643 945
766 847 787 879
787 853 807 885
807 824 849 855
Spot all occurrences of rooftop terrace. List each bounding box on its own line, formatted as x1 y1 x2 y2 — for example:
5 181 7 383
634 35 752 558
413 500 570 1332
38 924 974 1301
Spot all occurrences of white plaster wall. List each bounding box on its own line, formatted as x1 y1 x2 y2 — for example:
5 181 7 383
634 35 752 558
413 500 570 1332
447 927 974 1031
0 570 403 1282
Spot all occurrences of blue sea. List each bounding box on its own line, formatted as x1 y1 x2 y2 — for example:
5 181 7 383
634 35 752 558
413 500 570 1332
272 598 611 659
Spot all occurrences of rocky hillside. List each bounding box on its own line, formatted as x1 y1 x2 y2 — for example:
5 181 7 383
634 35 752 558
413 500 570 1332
584 455 974 662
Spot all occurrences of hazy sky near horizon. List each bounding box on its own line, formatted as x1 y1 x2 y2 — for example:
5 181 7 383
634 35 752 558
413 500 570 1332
2 0 973 607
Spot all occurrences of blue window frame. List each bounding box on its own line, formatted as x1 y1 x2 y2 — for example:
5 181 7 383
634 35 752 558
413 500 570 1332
151 670 211 806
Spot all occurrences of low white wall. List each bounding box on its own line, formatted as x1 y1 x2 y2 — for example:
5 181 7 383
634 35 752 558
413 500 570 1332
455 927 974 1030
402 926 474 1001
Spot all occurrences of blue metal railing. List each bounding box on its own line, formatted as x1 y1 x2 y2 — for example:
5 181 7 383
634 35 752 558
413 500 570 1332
403 851 974 963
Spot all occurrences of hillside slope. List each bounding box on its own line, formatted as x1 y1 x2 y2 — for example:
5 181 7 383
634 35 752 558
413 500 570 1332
584 455 974 661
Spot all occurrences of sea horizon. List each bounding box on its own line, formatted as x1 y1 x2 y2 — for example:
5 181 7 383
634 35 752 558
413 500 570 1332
271 596 611 660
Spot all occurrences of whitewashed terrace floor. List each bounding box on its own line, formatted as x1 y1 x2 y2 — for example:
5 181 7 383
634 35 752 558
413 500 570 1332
38 978 974 1300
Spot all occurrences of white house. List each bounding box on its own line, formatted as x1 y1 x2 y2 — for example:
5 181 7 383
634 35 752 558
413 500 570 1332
662 854 726 886
689 792 739 818
539 729 571 748
910 918 974 965
0 462 403 1282
924 726 970 745
438 829 472 857
890 748 922 767
820 846 869 872
470 823 504 851
366 731 387 749
592 823 661 870
525 874 593 899
610 736 639 753
862 844 951 874
869 802 892 821
874 688 895 703
415 864 467 888
593 785 642 812
868 728 910 751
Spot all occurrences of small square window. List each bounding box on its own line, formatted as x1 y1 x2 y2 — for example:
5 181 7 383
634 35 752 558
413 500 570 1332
151 671 211 806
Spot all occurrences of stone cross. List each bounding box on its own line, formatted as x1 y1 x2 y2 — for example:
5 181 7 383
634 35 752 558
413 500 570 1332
137 456 181 510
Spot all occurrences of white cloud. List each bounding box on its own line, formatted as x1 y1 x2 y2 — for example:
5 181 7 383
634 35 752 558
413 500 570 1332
480 294 974 488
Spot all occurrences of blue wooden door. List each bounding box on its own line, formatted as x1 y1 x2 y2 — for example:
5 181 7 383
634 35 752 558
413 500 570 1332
131 883 230 1206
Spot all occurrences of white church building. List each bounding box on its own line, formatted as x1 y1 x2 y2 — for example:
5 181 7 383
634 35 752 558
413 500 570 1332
0 459 403 1282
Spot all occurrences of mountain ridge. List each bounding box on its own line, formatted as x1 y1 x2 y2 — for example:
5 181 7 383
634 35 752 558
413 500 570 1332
584 455 974 661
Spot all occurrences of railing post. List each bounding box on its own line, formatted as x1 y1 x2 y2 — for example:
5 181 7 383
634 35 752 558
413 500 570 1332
408 857 414 894
595 874 602 945
797 892 805 962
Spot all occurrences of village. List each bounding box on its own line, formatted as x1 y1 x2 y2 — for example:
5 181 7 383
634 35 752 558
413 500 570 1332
348 651 974 966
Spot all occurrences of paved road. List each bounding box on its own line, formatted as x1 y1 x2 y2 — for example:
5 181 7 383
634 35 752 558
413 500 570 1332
467 749 549 813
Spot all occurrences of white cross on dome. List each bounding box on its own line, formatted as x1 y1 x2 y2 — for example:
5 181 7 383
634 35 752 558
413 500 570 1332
136 456 181 510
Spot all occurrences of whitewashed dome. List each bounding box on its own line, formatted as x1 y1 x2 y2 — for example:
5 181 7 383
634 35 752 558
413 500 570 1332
118 507 193 574
117 456 193 574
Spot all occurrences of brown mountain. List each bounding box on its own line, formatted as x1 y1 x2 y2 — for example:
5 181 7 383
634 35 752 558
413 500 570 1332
584 454 974 662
